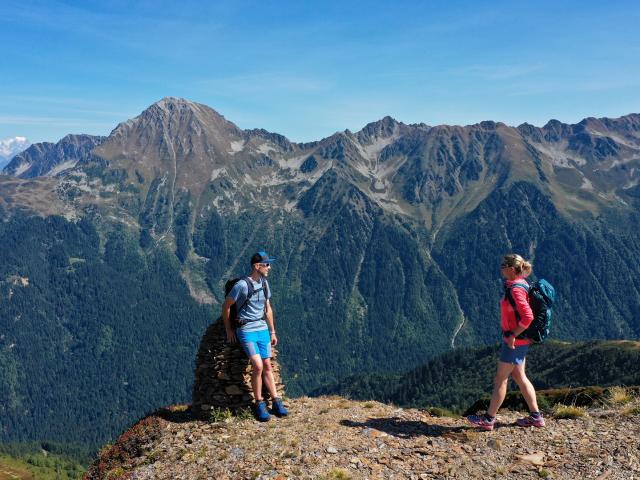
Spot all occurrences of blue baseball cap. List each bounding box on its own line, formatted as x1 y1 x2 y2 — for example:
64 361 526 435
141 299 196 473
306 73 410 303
251 251 276 264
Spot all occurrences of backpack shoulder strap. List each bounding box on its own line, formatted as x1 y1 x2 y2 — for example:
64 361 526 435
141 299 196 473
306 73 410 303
263 279 270 300
235 278 254 315
511 282 530 292
504 285 516 309
243 277 255 297
504 282 529 320
263 279 270 318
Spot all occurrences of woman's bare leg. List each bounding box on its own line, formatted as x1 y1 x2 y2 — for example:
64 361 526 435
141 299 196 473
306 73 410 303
511 358 540 412
487 361 516 417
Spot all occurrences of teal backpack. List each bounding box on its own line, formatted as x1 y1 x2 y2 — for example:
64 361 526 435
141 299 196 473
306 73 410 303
505 279 556 343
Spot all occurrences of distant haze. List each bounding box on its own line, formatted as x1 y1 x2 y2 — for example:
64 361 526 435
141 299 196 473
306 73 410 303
0 136 30 170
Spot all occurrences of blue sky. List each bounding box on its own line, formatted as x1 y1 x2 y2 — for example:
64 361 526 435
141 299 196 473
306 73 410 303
1 0 639 144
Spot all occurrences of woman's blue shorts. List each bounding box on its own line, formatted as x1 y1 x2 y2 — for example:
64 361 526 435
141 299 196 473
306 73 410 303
236 328 272 359
499 342 529 365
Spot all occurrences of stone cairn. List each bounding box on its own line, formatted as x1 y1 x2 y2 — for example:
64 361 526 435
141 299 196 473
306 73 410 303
192 318 285 417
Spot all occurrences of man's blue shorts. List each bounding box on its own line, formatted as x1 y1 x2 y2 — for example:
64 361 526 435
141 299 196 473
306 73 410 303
499 342 529 365
236 328 272 359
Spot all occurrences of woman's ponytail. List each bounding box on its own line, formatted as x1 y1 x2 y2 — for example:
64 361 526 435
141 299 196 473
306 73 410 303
521 260 533 278
502 254 533 277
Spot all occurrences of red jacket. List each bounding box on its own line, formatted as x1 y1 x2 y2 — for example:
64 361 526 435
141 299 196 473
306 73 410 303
500 278 534 346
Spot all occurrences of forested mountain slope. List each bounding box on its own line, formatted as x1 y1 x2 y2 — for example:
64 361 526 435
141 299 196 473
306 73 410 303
312 340 640 412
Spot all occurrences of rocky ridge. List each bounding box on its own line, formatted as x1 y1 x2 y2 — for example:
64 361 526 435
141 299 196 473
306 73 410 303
86 395 640 479
2 134 105 178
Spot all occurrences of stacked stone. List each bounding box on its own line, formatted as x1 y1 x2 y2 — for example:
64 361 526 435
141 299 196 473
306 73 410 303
192 318 285 416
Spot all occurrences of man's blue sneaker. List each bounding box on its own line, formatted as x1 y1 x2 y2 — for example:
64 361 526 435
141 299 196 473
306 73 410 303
270 397 288 417
254 401 271 422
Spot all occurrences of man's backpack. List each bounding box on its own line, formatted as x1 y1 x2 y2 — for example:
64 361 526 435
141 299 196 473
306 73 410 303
224 277 270 329
505 279 556 343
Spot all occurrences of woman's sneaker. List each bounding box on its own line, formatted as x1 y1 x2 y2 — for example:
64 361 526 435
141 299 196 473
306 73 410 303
516 413 545 428
270 397 289 417
253 401 271 422
466 413 495 431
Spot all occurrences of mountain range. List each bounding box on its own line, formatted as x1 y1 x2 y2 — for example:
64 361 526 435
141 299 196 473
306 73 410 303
1 97 639 449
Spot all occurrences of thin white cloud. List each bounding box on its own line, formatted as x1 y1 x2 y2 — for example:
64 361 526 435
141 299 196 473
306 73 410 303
0 96 132 118
196 73 333 96
450 63 547 81
506 75 640 97
0 115 115 129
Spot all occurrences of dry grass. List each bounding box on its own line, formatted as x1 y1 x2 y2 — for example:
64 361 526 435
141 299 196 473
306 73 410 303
552 404 586 419
607 386 633 406
320 468 352 480
622 403 640 417
495 466 507 475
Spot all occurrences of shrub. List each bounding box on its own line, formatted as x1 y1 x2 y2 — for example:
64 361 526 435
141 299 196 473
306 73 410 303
236 407 255 421
209 408 233 423
425 406 456 418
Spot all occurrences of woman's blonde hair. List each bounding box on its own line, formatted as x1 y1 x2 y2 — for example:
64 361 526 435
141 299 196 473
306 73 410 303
502 253 533 277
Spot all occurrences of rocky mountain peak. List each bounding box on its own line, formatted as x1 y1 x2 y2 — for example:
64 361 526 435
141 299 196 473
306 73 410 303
108 97 243 144
94 97 247 185
245 128 295 153
85 395 640 479
597 113 640 134
540 118 574 142
356 115 401 144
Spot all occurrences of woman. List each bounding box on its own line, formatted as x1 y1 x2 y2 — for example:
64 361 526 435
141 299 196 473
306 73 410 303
467 253 544 431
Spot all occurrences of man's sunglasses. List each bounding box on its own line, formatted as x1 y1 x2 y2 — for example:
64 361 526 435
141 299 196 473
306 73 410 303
259 263 271 267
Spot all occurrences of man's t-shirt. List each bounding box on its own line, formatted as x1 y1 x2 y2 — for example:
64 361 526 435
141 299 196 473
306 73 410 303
227 277 271 332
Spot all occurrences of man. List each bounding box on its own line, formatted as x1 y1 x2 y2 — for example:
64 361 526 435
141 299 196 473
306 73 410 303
222 251 288 421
